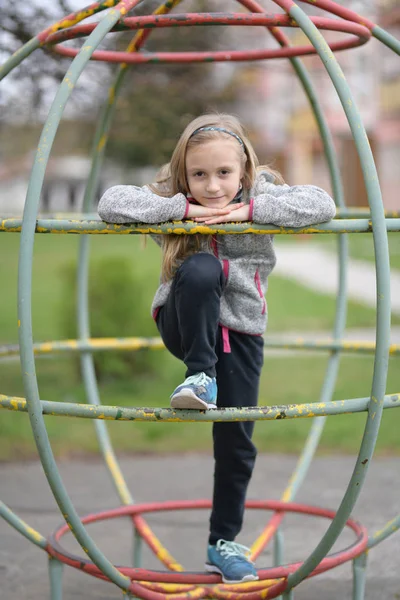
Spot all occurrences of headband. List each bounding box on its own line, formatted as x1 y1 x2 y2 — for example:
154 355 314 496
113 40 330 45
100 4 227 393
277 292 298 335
190 126 245 148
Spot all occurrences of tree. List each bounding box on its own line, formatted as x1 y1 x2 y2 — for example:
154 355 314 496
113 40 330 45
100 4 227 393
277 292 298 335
107 0 236 166
0 0 235 165
0 0 111 122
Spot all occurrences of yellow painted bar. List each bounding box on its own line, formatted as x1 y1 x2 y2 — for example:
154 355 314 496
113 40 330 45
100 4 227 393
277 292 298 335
1 336 399 360
1 393 399 422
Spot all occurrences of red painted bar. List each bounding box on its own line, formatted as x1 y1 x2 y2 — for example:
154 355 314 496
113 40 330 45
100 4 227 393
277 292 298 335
301 0 376 30
46 13 370 62
46 499 368 598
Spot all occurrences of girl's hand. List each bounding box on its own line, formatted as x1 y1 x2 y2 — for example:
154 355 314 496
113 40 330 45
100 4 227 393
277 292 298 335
186 202 245 220
193 204 250 225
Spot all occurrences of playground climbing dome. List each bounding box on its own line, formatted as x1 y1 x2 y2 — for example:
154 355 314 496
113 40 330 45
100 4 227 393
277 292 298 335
0 1 400 599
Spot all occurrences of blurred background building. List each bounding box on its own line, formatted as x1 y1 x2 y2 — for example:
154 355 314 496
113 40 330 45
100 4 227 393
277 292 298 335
0 0 399 213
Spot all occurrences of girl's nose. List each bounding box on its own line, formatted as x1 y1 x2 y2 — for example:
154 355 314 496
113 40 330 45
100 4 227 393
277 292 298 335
206 178 220 193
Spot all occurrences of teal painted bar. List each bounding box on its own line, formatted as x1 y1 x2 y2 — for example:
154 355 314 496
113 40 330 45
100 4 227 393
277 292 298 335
368 514 400 549
17 3 139 592
352 553 367 600
0 501 47 549
1 393 399 421
372 25 400 56
0 37 40 81
75 6 183 569
274 528 285 600
276 3 391 590
48 557 64 600
0 1 121 81
1 217 400 234
255 2 349 511
336 208 400 219
1 3 399 597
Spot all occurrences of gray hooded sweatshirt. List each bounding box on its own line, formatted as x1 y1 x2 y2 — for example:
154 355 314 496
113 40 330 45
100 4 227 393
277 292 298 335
98 171 336 337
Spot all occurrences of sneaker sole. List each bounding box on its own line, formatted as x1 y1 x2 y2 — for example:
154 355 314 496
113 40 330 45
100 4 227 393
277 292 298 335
205 562 259 584
170 389 216 410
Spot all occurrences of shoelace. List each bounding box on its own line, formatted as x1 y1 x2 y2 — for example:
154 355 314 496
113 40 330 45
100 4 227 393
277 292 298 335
216 540 253 561
183 372 211 387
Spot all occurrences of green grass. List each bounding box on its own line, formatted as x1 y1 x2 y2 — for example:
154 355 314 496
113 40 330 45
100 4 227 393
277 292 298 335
1 352 399 459
0 232 393 345
0 232 399 459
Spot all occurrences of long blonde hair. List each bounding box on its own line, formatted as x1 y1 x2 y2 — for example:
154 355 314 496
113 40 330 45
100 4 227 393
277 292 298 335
150 113 283 281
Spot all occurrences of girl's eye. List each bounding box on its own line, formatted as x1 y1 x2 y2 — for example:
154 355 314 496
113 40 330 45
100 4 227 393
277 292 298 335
193 171 204 177
220 170 230 176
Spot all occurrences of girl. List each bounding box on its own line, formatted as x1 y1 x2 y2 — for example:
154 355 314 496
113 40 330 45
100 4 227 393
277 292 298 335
98 113 336 584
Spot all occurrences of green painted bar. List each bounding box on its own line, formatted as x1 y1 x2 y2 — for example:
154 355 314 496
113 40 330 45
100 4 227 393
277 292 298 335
372 25 400 55
368 514 400 549
257 5 349 511
1 3 399 597
275 2 391 591
73 0 179 509
1 217 400 234
0 393 399 422
0 501 47 549
16 3 138 592
0 1 121 81
0 337 164 359
48 557 64 600
0 37 40 81
336 208 400 219
352 553 368 600
76 6 184 573
274 528 285 600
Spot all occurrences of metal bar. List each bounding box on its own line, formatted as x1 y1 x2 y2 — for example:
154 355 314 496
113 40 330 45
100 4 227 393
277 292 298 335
0 37 40 81
372 25 400 56
1 393 399 421
0 1 120 80
133 528 143 568
273 528 284 567
75 0 184 573
2 337 399 360
49 557 64 600
352 552 367 600
0 501 47 549
269 1 391 590
336 208 400 219
240 0 349 562
368 514 400 549
2 217 400 234
17 1 141 592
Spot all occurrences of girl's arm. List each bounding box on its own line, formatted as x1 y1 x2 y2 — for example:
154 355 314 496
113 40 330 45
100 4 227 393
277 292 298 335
98 185 188 223
251 174 336 227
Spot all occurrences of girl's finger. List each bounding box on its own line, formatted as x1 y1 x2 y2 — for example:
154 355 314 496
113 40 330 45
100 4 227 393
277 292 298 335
208 204 243 215
228 202 245 211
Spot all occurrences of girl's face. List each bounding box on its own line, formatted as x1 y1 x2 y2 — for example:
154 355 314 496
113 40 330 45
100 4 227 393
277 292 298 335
185 139 243 208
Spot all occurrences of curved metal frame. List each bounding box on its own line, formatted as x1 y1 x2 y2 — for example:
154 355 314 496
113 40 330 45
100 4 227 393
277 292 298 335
0 0 399 598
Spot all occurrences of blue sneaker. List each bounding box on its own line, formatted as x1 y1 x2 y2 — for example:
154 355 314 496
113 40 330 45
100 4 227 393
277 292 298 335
205 540 258 584
170 372 217 409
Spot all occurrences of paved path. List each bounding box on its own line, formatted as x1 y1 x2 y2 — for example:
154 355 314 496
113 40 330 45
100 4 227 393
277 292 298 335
1 455 399 599
274 244 400 315
1 237 399 600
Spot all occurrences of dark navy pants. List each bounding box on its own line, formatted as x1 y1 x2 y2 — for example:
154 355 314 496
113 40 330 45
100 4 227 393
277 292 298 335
156 253 264 544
